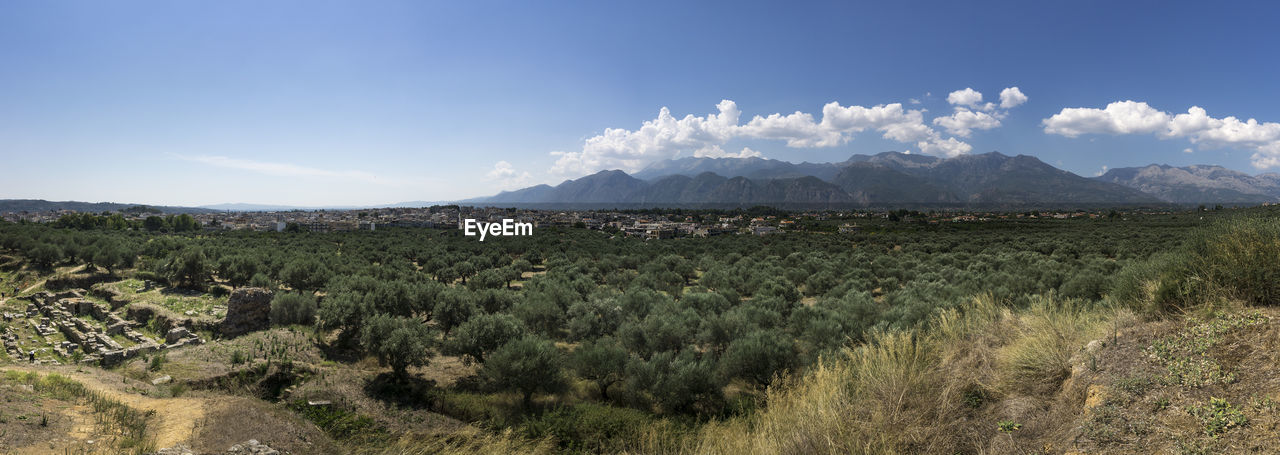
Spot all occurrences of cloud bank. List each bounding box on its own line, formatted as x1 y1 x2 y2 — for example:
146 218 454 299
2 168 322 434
487 161 533 190
929 87 1027 138
1044 101 1280 168
551 88 1028 175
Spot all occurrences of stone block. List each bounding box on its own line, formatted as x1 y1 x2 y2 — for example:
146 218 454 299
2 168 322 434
165 327 191 344
221 287 274 337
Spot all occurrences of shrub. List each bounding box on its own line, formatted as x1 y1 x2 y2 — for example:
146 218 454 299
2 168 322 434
270 292 318 326
1189 397 1248 437
290 399 385 441
149 354 166 372
209 284 230 297
632 350 725 415
520 402 653 452
718 330 795 388
1112 217 1280 313
249 273 275 289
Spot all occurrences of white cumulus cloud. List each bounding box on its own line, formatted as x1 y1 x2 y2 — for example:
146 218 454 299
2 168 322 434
932 87 1027 137
486 161 533 190
551 100 741 175
933 108 1003 137
1042 101 1171 137
552 88 1029 175
947 88 984 107
693 146 762 159
1044 101 1280 168
1000 87 1028 109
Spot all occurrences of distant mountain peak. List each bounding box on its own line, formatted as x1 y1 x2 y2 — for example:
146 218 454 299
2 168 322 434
474 151 1166 208
1095 163 1280 204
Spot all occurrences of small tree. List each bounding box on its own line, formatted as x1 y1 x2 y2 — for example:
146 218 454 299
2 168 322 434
719 330 795 388
468 268 507 291
143 216 166 232
360 314 435 380
280 258 332 292
446 313 525 364
316 291 370 344
566 297 623 341
165 247 209 288
219 255 261 287
29 243 63 269
634 350 725 415
91 241 126 274
568 337 628 400
513 295 565 337
484 336 566 407
432 289 477 336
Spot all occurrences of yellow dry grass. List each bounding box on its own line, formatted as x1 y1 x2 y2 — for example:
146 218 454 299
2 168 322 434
647 294 1126 455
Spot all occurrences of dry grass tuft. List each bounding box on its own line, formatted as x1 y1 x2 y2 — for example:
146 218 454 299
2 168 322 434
673 294 1125 455
998 297 1112 395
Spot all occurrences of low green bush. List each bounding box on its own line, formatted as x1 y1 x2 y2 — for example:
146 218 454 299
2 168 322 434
270 292 317 326
520 402 654 453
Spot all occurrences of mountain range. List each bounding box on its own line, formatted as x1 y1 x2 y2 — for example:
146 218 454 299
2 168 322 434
0 200 220 214
1094 164 1280 204
196 201 450 211
0 200 453 214
10 155 1279 213
475 152 1183 209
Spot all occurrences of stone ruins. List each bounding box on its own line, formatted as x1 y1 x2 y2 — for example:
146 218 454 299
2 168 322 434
2 289 203 366
221 287 274 337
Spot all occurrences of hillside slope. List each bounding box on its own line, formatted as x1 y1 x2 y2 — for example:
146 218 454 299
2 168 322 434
678 216 1280 455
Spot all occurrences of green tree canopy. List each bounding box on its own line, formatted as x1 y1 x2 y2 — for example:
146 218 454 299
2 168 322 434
484 335 566 407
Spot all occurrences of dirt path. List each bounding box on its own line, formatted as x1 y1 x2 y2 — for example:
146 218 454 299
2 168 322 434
1 365 207 449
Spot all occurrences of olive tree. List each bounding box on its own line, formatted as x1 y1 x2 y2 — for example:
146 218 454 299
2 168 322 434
446 313 525 364
483 336 566 407
568 337 628 400
360 314 436 381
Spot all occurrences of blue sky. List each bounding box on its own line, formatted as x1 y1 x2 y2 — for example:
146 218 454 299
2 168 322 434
3 0 1280 206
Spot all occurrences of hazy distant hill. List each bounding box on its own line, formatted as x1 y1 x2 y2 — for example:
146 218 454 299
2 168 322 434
0 199 218 214
472 152 1165 208
197 201 450 211
888 152 1161 204
1094 164 1280 204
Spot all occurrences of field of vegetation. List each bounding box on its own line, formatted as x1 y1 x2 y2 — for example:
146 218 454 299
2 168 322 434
3 206 1279 453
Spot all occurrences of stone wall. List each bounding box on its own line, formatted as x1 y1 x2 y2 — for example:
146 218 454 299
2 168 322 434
221 287 274 337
